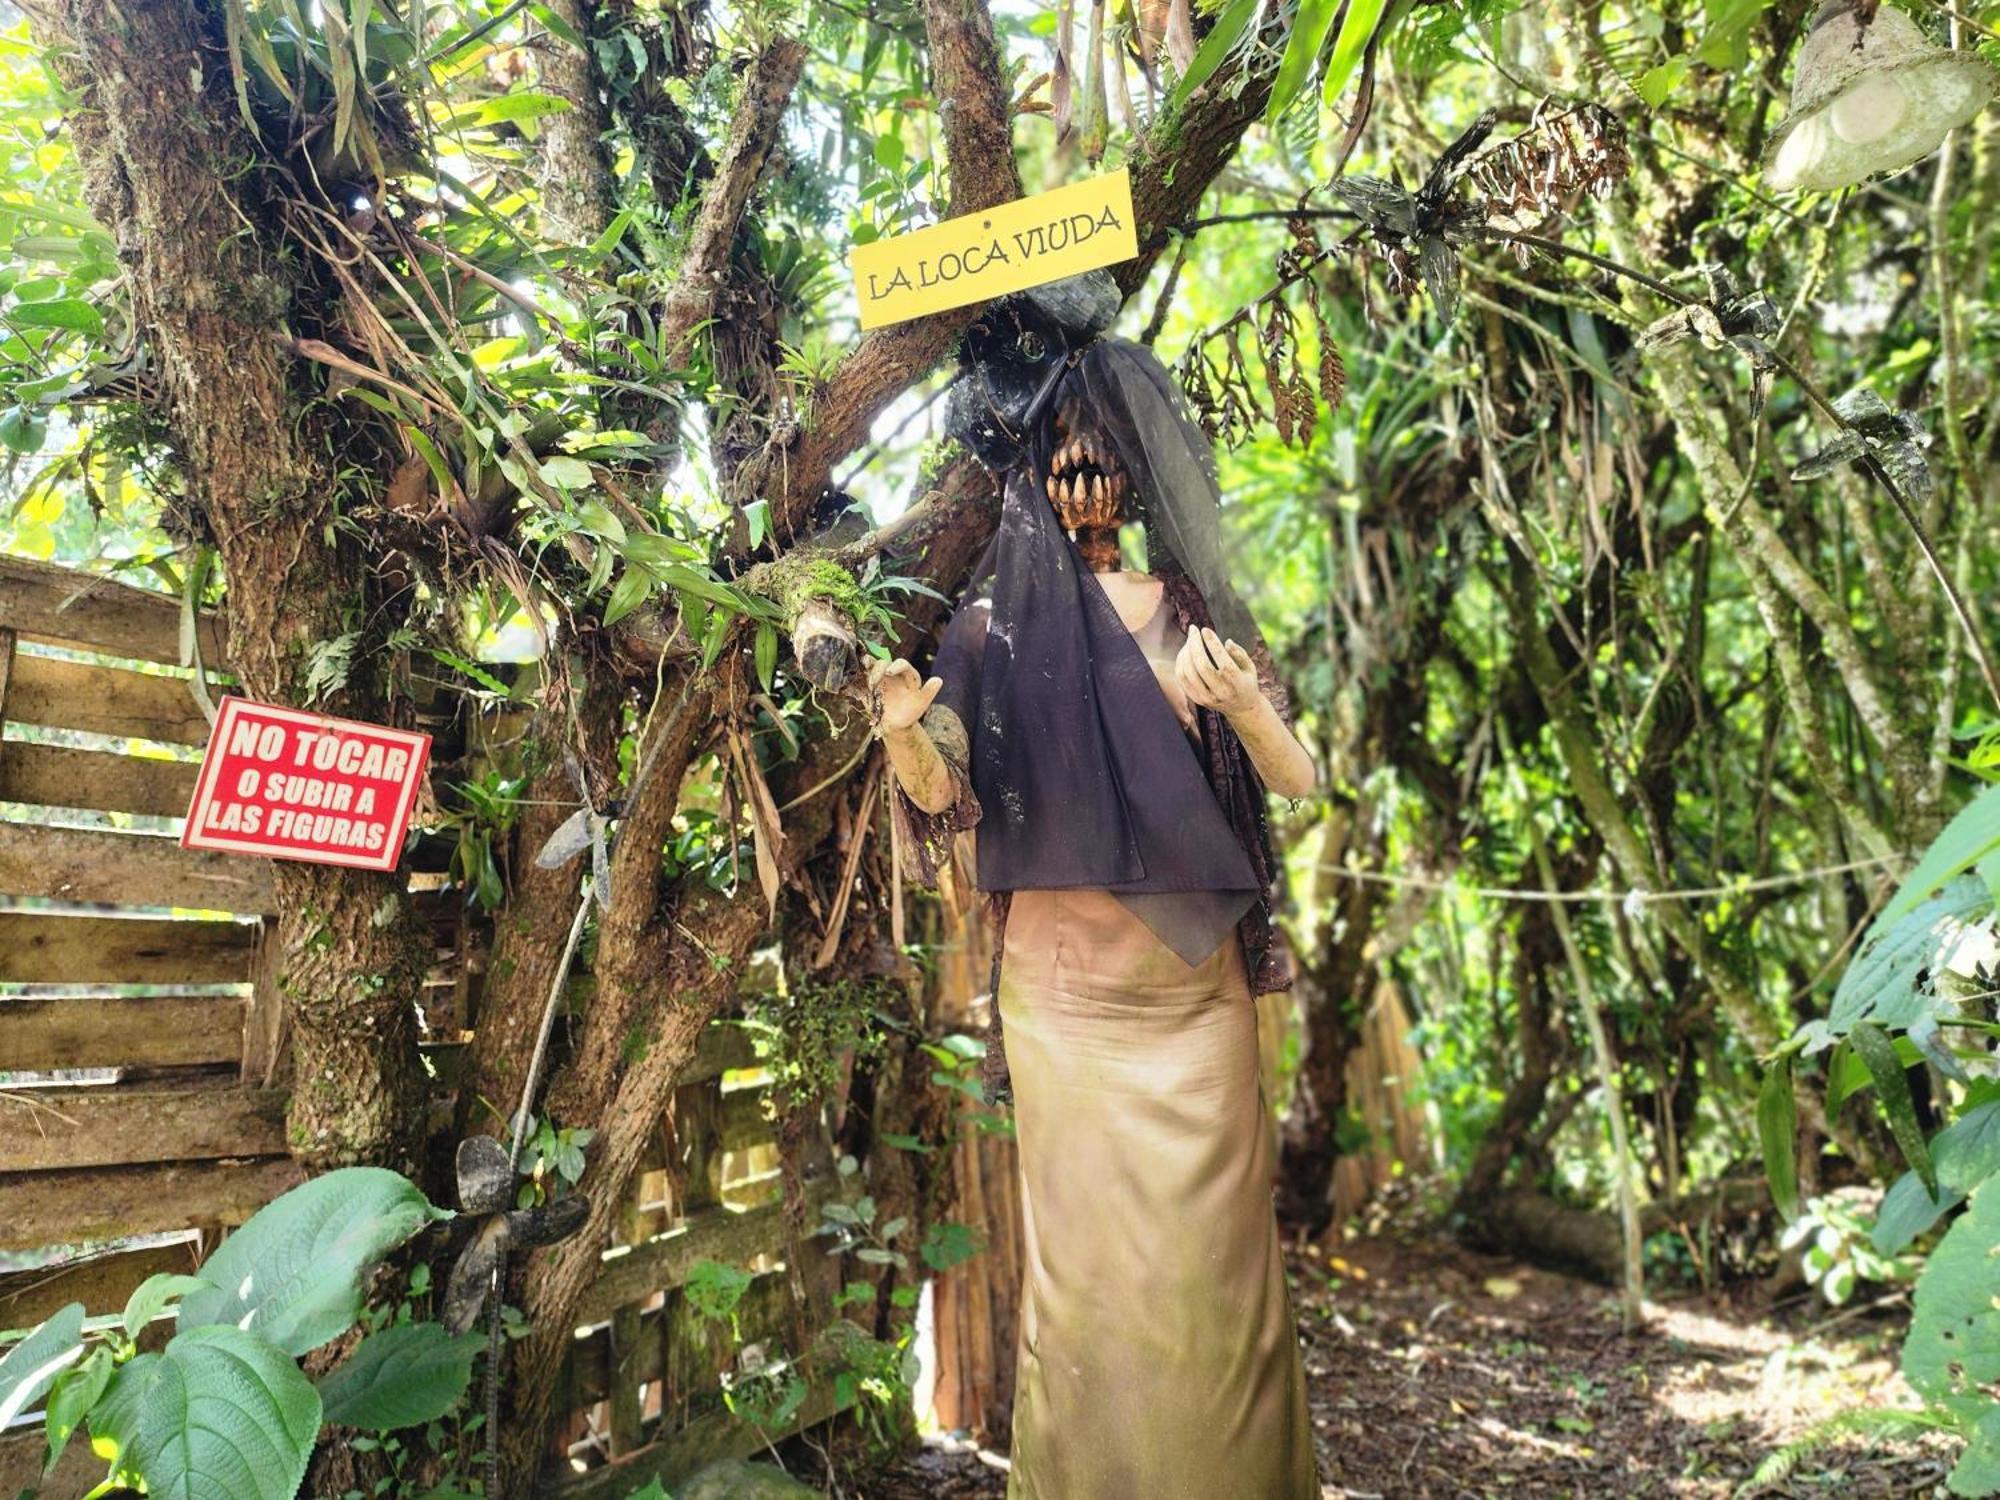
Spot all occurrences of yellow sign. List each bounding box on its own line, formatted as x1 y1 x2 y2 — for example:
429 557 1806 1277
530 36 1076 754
849 170 1138 330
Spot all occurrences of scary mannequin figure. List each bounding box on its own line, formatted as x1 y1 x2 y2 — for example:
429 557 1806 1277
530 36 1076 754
869 274 1322 1498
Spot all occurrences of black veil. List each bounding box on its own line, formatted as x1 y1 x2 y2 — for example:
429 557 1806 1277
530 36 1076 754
923 337 1282 970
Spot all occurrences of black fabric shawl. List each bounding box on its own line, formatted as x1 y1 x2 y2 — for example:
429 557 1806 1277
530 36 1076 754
924 337 1278 971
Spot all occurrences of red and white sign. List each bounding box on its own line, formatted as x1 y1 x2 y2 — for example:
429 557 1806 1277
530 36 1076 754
180 698 431 872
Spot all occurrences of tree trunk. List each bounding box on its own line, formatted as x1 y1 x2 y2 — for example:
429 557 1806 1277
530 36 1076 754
31 0 432 1170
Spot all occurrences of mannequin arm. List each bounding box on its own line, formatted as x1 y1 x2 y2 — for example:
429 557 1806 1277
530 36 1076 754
1174 627 1317 799
881 720 957 814
869 659 958 815
1225 693 1317 799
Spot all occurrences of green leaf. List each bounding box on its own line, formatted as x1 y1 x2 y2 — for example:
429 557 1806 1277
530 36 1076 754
437 91 576 131
43 1345 112 1474
1884 783 2000 920
581 204 636 266
316 1323 481 1430
176 1168 450 1356
1823 1040 1871 1114
1320 0 1389 109
1850 1021 1936 1196
1758 1055 1799 1222
1948 1404 2000 1497
1171 0 1261 107
0 1303 84 1426
1936 1102 2000 1196
659 563 751 613
620 532 703 569
754 622 778 692
123 1273 214 1339
8 297 102 334
1637 55 1689 110
1906 1178 2000 1407
743 497 770 552
528 2 586 49
0 404 48 454
603 565 653 627
540 455 597 491
1872 1168 1962 1255
701 605 734 669
1828 876 1992 1037
1264 0 1340 124
91 1325 321 1500
405 427 456 497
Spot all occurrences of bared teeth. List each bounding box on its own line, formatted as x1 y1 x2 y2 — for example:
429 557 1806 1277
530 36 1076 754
1046 475 1058 500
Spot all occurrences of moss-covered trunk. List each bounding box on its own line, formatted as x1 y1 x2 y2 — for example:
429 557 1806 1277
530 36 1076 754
31 0 431 1170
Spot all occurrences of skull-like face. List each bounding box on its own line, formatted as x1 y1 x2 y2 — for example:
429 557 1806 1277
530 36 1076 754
1044 395 1129 536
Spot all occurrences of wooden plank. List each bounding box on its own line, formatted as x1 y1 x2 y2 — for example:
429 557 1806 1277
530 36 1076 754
550 1371 849 1500
570 1266 797 1406
0 555 226 668
0 1239 201 1336
0 912 257 985
716 1085 772 1152
0 1156 300 1251
0 994 247 1071
0 1087 288 1172
692 1023 759 1081
0 741 199 818
6 652 213 745
0 822 274 911
240 922 284 1086
576 1178 836 1326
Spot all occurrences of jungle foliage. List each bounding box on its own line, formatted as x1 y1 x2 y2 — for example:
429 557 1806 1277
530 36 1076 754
3 0 2000 1489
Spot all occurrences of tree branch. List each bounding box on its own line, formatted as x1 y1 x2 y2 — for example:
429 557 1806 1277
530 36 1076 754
658 35 811 364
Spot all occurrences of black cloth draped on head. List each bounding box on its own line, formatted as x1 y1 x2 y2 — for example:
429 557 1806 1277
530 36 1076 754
923 336 1283 972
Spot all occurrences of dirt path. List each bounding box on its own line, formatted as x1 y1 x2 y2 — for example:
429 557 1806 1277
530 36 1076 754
799 1230 1945 1498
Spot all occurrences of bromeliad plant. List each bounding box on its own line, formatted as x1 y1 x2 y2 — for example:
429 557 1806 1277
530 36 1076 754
0 1168 477 1500
1760 749 2000 1494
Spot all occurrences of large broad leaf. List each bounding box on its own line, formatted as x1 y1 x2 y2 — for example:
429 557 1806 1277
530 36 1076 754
1905 1178 2000 1457
1937 1100 2000 1197
315 1322 482 1430
91 1325 320 1500
1826 876 1993 1040
0 1302 84 1426
1948 1401 2000 1497
177 1168 450 1356
1874 1169 1965 1256
1884 781 2000 922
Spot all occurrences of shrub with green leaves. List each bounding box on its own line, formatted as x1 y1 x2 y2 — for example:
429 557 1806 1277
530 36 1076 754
0 1167 477 1500
1760 777 2000 1492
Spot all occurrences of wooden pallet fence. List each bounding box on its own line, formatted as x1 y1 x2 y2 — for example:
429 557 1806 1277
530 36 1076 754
0 559 297 1321
0 560 857 1497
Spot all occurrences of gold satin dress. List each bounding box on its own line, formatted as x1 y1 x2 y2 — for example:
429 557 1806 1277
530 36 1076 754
995 599 1320 1499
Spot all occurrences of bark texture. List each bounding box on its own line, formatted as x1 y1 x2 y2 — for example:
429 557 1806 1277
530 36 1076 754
30 0 431 1169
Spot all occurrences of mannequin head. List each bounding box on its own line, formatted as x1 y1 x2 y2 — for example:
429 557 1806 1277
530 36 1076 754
1044 391 1129 571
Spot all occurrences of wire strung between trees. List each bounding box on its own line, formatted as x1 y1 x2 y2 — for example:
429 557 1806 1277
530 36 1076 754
1316 853 1902 906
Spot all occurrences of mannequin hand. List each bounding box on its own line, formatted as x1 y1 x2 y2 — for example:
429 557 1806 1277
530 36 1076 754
869 658 944 733
1174 628 1264 719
